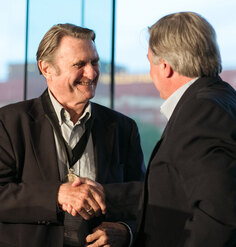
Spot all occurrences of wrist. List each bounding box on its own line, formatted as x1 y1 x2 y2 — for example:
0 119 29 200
118 222 133 247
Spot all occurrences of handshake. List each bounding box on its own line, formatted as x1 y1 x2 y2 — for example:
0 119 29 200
58 176 106 220
57 177 130 246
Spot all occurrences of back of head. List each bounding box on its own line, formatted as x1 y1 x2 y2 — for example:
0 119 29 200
36 23 95 74
149 12 222 77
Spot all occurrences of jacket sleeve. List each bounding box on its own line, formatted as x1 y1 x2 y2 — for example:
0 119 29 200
103 119 146 231
0 119 62 224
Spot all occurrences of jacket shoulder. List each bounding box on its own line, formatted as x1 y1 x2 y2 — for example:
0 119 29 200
176 77 236 119
0 97 42 121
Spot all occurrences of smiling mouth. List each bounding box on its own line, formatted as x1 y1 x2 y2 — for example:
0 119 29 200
75 81 94 86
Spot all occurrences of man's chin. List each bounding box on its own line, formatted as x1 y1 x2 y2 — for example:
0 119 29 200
81 91 96 101
76 84 96 94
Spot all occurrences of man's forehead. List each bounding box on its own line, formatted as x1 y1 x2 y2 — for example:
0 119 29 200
59 36 93 48
56 36 98 58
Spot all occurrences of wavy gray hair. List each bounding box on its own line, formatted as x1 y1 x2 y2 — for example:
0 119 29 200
149 12 222 77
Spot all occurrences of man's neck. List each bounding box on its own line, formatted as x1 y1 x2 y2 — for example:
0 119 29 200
63 103 88 125
165 73 195 100
48 89 88 125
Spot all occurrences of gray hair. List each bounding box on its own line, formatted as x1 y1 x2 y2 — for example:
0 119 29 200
36 23 95 74
149 12 222 77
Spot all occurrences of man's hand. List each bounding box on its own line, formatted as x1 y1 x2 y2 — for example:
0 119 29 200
85 222 130 247
58 177 106 220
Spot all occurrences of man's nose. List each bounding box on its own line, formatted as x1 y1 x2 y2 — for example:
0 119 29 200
83 64 98 80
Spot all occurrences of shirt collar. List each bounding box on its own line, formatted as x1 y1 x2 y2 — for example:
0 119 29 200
48 89 91 126
160 77 199 120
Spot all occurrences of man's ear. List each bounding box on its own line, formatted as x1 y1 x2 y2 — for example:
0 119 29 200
38 60 54 80
160 59 173 78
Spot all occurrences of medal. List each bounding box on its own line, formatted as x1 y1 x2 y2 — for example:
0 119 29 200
67 169 78 182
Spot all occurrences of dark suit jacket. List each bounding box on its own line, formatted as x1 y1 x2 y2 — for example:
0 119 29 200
135 76 236 247
0 90 145 247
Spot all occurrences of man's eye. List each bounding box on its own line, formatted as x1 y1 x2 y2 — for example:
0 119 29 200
73 63 85 68
92 60 99 66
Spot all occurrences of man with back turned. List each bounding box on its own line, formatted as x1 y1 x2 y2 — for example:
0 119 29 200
135 12 236 247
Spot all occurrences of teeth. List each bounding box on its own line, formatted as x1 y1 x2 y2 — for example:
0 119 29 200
79 81 93 86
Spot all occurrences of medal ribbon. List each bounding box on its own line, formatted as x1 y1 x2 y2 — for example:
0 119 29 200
41 90 93 169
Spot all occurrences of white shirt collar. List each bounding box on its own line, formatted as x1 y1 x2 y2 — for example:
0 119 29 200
48 89 91 126
160 77 199 120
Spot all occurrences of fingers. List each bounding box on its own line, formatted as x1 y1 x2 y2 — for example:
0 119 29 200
86 222 130 247
76 206 94 220
76 184 105 218
62 204 78 216
71 177 106 215
58 181 106 219
76 177 104 192
86 184 106 215
86 229 109 247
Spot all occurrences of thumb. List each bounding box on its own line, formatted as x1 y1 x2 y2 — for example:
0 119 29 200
71 177 83 187
79 177 104 191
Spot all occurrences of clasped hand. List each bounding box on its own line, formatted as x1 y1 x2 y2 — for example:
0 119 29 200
58 177 106 220
58 178 130 246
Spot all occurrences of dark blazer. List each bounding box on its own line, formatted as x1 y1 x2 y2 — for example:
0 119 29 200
135 76 236 247
0 90 145 247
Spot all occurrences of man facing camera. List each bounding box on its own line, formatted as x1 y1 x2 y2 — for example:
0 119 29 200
135 12 236 247
0 24 145 247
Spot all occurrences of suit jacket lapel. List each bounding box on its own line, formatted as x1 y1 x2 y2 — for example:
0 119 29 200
28 92 60 181
91 103 116 183
147 77 220 168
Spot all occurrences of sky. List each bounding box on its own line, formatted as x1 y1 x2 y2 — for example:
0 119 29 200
115 0 236 73
1 0 236 81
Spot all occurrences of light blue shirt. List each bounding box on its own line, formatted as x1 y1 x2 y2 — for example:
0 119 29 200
48 89 96 181
160 78 199 120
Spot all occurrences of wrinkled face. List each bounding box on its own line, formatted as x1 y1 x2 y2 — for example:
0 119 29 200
47 36 100 110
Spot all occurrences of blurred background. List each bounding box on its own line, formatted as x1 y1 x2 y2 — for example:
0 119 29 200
1 0 236 165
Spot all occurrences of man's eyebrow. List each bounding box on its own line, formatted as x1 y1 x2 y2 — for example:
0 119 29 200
73 60 86 66
73 57 99 66
92 56 100 62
